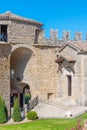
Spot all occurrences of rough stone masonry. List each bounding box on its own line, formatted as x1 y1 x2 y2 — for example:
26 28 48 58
0 11 87 116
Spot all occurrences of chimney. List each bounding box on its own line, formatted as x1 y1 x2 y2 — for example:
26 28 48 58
74 32 82 41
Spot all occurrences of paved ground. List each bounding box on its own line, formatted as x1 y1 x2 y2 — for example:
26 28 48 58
0 118 32 125
33 102 87 118
2 98 87 125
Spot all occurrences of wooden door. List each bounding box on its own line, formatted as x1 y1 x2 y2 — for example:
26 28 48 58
67 75 72 96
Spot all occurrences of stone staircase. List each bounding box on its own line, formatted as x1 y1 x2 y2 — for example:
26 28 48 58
33 97 87 118
46 96 77 110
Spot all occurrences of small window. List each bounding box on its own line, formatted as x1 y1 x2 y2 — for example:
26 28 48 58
0 25 7 42
34 29 40 43
47 93 54 99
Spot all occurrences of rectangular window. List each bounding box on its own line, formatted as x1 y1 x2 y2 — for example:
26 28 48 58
47 93 54 99
34 29 40 43
0 25 7 42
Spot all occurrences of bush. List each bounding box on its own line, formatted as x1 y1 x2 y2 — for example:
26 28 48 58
27 111 38 120
12 98 21 122
25 94 31 104
0 96 7 124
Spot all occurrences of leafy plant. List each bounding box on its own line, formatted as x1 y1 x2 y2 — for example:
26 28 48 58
67 118 84 130
12 98 21 122
0 96 7 124
27 111 38 120
25 94 31 104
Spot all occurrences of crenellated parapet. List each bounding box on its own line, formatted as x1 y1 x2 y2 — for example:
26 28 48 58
63 30 70 41
43 29 87 40
50 29 58 42
48 30 85 41
74 32 82 41
39 29 87 46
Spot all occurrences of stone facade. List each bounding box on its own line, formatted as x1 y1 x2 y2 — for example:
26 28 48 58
58 46 82 100
0 44 11 115
0 12 59 115
0 11 87 116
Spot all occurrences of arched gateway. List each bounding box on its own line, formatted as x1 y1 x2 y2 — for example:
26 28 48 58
10 47 33 110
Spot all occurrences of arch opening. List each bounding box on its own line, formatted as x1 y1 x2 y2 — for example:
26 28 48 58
10 47 32 109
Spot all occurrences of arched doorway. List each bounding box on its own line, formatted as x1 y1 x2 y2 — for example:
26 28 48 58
23 84 31 107
10 82 31 109
10 47 32 109
19 83 31 109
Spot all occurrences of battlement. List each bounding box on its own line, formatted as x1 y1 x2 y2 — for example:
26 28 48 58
46 29 87 41
39 29 87 46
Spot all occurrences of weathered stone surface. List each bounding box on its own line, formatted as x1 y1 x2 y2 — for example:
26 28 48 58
0 12 87 116
0 45 11 116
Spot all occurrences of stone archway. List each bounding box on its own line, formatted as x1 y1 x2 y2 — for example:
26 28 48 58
10 47 33 109
18 83 31 109
10 47 33 81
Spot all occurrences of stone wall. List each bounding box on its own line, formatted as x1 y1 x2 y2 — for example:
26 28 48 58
30 46 58 101
22 45 58 101
2 12 87 112
0 44 11 116
10 44 58 102
82 54 87 105
58 45 83 102
8 21 41 44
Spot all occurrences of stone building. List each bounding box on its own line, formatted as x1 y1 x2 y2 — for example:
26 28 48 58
0 11 87 116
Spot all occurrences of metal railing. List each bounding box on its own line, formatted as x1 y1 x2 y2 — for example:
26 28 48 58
29 96 38 110
0 33 7 42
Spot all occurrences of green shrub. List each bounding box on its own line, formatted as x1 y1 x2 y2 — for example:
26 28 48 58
25 94 31 104
0 96 7 124
12 98 21 122
27 111 38 120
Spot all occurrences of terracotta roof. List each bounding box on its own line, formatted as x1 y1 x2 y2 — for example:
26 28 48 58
68 41 87 52
55 54 75 63
0 11 43 26
59 41 87 53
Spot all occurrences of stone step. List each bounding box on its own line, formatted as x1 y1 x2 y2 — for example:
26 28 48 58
46 96 77 110
46 101 76 110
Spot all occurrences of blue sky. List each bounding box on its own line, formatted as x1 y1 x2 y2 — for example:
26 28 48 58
0 0 87 39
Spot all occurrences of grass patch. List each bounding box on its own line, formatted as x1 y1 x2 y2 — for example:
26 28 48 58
0 112 87 130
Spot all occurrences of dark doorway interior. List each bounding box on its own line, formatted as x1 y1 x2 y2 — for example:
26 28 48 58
0 25 7 41
47 93 54 99
10 93 18 108
20 93 23 108
67 75 72 96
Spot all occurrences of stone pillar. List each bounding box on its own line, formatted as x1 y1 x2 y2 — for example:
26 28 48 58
24 104 28 116
11 107 14 116
0 58 10 116
0 45 11 117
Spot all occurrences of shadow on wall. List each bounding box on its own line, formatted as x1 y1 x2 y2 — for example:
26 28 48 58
10 47 33 81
